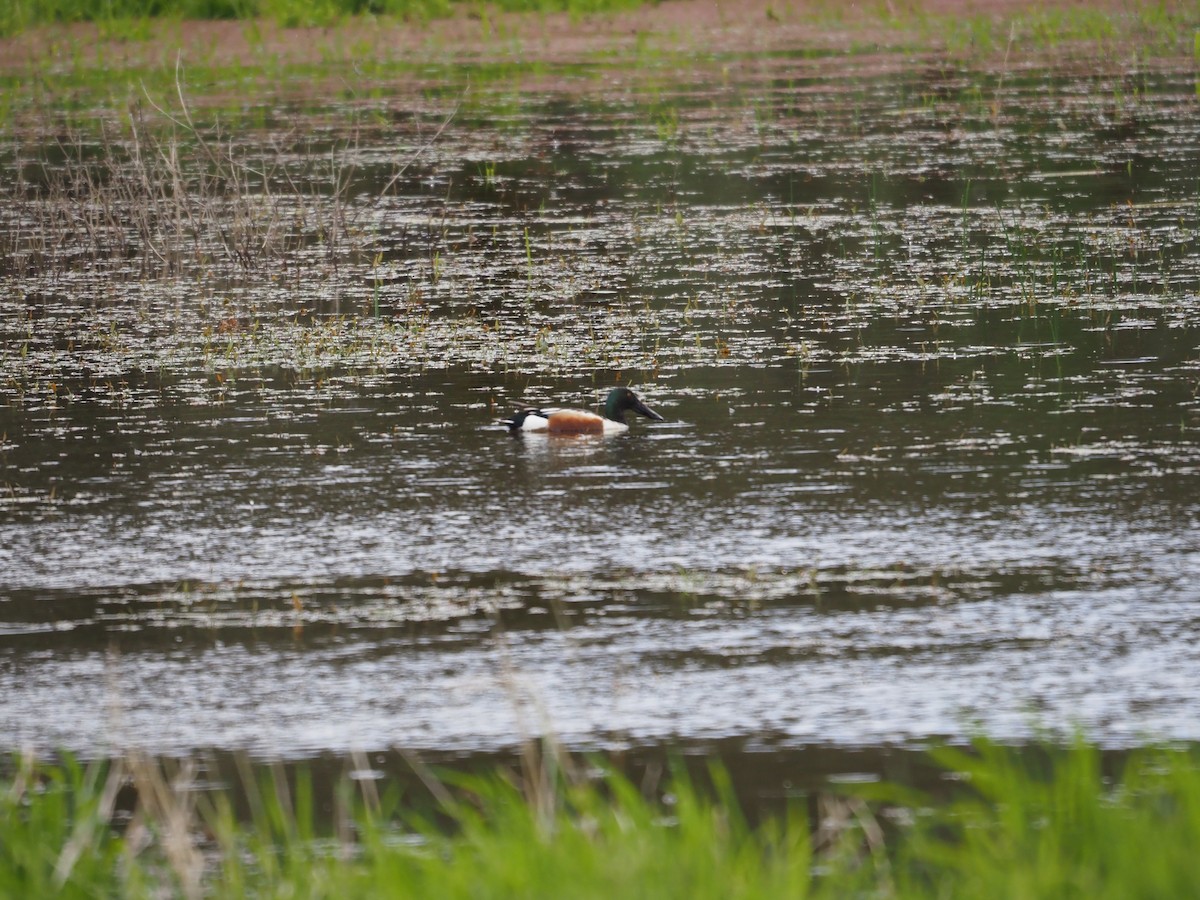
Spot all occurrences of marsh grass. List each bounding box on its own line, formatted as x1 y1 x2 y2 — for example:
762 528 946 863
5 89 355 281
4 739 1200 898
1 61 457 284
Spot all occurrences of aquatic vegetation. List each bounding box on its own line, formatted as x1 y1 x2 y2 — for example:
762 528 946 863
0 62 439 282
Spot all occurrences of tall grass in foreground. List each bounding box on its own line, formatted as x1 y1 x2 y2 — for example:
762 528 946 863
3 740 1200 898
890 739 1200 898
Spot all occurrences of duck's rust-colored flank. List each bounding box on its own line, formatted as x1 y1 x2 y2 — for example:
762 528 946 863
546 411 606 434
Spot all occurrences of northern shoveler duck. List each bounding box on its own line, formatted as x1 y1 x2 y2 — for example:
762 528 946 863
502 387 665 434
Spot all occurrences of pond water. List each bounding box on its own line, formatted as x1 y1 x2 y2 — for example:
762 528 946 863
1 48 1198 763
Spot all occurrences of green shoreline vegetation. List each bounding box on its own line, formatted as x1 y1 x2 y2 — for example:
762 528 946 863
0 0 1194 120
2 0 646 37
4 739 1200 898
2 0 1197 47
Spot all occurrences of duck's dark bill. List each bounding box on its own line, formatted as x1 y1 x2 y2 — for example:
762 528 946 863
634 397 666 421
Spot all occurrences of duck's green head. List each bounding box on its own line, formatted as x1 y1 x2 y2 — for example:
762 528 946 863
604 387 665 424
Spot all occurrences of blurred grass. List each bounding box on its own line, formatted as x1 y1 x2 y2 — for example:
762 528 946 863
0 0 648 36
2 0 1194 65
898 738 1200 898
4 739 1200 898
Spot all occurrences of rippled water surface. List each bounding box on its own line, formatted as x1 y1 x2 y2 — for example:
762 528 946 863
2 49 1199 759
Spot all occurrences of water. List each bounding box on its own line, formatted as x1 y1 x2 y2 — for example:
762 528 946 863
1 49 1198 760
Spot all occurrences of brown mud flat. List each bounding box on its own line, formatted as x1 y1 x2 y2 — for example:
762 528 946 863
1 0 1190 78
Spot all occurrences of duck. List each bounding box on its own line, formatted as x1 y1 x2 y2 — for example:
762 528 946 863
502 387 665 434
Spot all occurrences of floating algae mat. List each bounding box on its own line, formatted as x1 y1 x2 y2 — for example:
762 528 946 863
1 37 1198 759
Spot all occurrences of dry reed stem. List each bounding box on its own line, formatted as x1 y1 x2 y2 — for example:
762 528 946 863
125 752 205 900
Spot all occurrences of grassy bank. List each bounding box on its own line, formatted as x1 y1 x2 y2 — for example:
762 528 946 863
4 739 1200 898
4 0 1196 50
1 0 647 35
